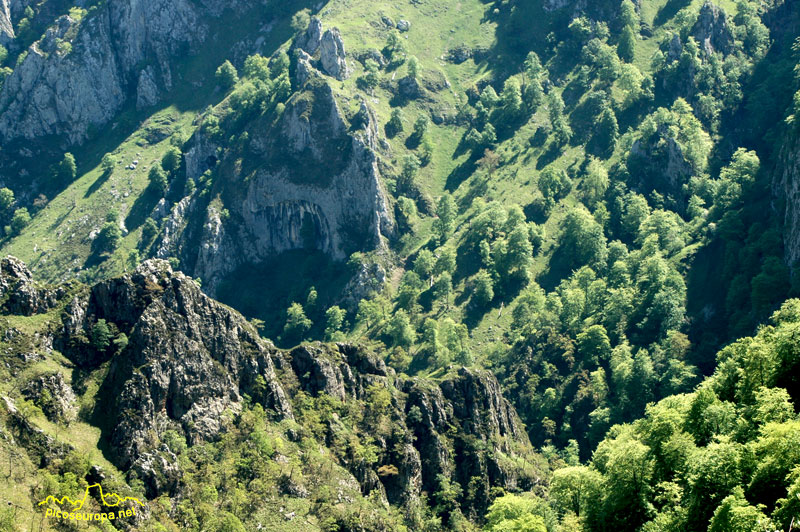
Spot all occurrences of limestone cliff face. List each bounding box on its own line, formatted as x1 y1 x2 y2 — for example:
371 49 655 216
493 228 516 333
280 344 539 513
0 0 241 144
0 255 64 315
21 372 77 424
160 76 394 294
0 0 13 46
295 17 351 80
767 1 800 271
403 369 535 512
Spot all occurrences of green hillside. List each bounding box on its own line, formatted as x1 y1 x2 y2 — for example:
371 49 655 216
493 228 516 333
0 0 798 530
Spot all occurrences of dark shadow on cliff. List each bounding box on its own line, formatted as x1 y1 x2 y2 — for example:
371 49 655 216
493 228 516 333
216 250 351 345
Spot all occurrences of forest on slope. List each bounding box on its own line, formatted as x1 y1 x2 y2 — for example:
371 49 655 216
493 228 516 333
0 0 798 530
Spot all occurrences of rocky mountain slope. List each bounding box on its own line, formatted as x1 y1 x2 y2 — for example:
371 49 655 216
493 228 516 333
0 256 542 529
1 0 800 530
0 0 13 46
0 0 237 144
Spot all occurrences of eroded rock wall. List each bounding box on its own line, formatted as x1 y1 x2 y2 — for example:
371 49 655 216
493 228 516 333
160 77 393 294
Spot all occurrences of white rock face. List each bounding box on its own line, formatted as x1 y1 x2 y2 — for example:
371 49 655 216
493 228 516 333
295 50 315 87
295 18 350 81
0 0 214 144
295 16 323 54
319 28 350 80
0 0 13 46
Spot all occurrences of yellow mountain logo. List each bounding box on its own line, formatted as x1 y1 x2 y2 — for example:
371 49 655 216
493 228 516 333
38 483 144 522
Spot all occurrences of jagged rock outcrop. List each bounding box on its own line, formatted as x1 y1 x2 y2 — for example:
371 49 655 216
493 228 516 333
0 256 62 315
295 16 323 55
667 33 684 61
2 396 73 467
319 27 350 80
55 259 293 495
440 368 529 446
282 344 539 514
295 49 316 87
295 18 350 80
665 3 733 66
160 77 394 294
0 259 539 511
282 343 391 402
0 0 245 144
403 368 536 514
692 1 734 56
21 372 77 424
